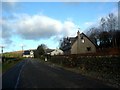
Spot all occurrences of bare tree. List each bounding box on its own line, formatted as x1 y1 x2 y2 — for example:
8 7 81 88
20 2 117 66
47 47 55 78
87 13 119 49
100 17 106 31
106 13 118 47
88 27 99 46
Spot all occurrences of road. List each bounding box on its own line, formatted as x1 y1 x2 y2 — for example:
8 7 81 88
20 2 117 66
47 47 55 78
2 58 113 88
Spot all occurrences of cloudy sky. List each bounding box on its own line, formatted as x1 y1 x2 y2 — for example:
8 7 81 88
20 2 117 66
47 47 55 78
1 1 119 52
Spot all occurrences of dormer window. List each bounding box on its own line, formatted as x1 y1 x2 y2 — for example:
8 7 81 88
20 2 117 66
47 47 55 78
81 36 83 39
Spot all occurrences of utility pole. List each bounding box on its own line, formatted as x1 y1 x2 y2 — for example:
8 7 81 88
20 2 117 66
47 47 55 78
21 44 25 52
20 44 25 56
0 46 5 62
22 45 24 52
0 46 5 56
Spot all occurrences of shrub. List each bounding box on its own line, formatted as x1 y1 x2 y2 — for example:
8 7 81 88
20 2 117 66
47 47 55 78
49 55 120 76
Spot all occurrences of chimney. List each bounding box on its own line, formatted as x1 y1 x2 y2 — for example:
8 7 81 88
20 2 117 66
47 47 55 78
77 30 80 38
77 30 80 54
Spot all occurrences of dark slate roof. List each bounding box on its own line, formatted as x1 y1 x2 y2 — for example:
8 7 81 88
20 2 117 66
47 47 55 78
23 50 30 55
45 49 54 54
69 37 77 45
68 33 97 48
23 49 36 55
80 33 97 47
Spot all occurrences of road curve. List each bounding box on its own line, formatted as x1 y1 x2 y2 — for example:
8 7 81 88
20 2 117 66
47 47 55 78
3 58 113 88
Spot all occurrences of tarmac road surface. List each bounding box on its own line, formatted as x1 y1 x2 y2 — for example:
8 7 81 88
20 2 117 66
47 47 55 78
2 58 113 88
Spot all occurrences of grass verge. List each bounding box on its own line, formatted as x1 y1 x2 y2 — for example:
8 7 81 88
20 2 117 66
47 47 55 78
2 58 24 74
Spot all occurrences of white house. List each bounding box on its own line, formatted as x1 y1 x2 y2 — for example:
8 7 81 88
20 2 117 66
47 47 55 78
50 49 63 56
23 50 34 58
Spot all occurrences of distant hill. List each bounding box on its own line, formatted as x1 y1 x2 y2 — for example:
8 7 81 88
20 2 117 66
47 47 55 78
4 49 36 57
3 50 23 57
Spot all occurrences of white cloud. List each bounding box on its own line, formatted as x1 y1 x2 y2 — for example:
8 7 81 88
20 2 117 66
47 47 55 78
1 19 13 44
2 13 78 44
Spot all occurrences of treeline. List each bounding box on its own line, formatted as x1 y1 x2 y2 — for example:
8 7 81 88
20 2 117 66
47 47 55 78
86 13 120 49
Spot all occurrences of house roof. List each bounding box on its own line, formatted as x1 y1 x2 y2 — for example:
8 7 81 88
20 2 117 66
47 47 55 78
23 49 36 55
23 50 30 55
69 37 77 45
68 33 97 48
80 33 97 47
45 49 54 54
61 32 97 52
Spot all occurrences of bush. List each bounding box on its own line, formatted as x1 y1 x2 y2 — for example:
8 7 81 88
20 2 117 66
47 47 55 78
49 55 120 76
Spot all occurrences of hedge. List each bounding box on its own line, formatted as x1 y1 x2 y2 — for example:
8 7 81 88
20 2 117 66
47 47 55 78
48 55 120 76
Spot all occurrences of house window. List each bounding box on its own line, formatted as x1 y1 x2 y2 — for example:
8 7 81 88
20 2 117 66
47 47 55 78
81 39 85 43
87 47 91 51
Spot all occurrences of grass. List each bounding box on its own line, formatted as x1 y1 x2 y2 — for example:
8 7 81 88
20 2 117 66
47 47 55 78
2 58 24 74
